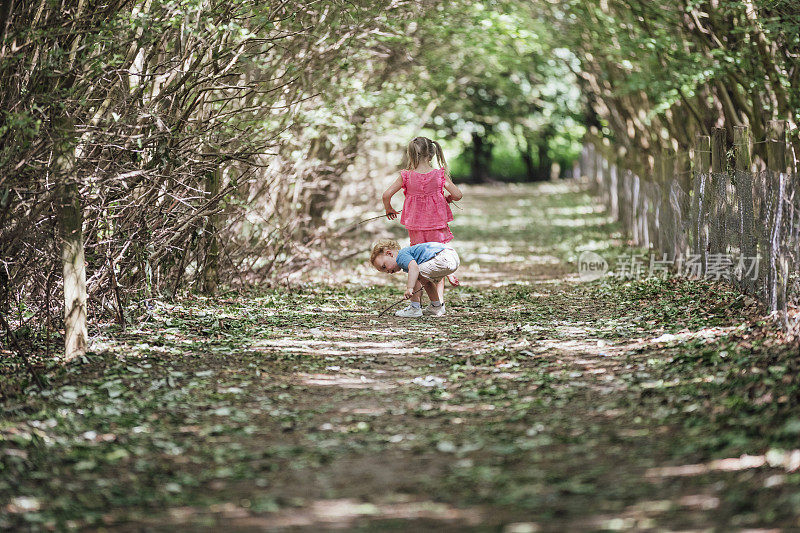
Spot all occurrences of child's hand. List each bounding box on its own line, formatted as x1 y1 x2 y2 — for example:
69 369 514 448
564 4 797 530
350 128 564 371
404 288 415 299
445 195 453 203
386 208 400 220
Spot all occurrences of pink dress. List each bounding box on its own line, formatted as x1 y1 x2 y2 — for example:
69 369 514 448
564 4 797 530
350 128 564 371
400 168 454 245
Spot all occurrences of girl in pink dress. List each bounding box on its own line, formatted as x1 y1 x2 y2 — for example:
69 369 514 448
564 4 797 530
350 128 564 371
381 137 464 313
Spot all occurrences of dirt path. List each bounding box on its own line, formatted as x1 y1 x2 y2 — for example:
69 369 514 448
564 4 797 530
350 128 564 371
2 182 799 531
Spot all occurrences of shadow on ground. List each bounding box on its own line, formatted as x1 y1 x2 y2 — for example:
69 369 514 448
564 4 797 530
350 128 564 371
2 181 799 531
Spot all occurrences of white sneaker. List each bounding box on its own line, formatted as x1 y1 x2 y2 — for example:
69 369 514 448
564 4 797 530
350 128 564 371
423 304 446 316
395 305 423 317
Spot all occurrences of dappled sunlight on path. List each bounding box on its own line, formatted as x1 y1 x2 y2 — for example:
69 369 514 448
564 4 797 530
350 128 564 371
195 182 794 531
313 181 604 289
175 181 793 530
4 181 798 531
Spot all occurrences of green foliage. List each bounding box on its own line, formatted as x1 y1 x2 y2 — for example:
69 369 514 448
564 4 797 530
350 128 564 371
547 0 800 171
488 142 528 182
359 0 585 180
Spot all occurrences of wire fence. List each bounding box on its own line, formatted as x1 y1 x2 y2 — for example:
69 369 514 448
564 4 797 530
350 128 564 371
579 139 800 332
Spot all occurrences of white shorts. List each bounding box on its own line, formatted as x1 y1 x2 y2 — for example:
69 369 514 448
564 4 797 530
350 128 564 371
418 247 460 283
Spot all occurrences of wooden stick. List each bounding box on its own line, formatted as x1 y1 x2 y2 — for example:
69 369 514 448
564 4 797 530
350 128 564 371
325 200 462 244
357 200 461 226
357 210 403 226
377 287 425 317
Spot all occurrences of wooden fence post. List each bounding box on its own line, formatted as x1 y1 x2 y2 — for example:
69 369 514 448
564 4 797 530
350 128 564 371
676 150 691 264
594 143 604 191
616 147 629 235
711 127 726 173
660 149 673 261
692 135 711 276
766 120 788 317
734 125 756 294
601 137 612 208
710 127 727 260
608 162 622 221
634 172 644 247
767 120 787 174
648 151 660 254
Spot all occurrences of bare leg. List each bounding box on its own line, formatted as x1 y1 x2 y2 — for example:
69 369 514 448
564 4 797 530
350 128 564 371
435 278 445 302
410 280 423 304
421 278 439 302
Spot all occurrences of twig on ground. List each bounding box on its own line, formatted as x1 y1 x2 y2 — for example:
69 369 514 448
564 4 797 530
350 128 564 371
377 286 425 317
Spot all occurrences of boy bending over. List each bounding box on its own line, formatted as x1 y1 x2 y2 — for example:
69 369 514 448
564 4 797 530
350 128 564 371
370 239 460 317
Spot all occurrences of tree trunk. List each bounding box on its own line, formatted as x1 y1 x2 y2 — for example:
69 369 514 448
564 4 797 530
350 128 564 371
307 135 335 227
202 166 220 295
536 126 554 181
57 126 87 361
518 134 536 181
470 130 493 182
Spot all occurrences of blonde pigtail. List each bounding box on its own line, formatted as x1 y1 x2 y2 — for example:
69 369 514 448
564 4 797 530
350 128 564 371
405 138 421 171
432 140 449 178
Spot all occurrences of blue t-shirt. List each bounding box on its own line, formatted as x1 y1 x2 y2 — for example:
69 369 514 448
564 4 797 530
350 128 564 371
395 242 447 272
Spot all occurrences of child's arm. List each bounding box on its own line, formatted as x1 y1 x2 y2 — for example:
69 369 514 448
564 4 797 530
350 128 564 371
382 176 403 219
444 177 463 202
404 260 419 299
